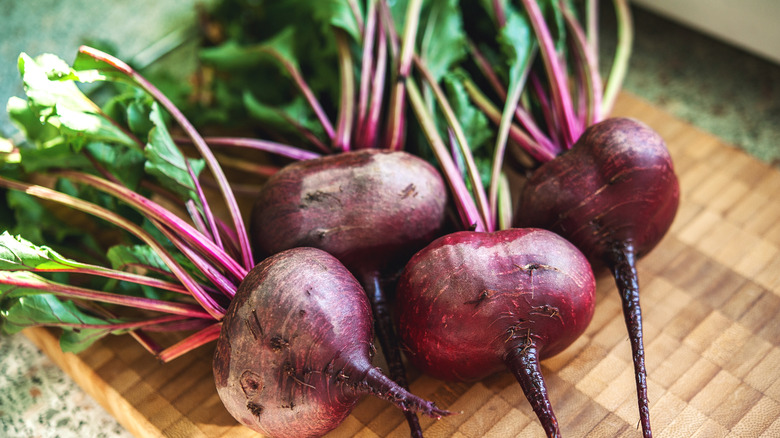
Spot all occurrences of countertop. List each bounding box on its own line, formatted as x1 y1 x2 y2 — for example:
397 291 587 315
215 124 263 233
1 3 779 438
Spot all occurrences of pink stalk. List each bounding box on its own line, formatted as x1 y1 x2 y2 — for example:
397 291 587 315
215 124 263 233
361 14 388 149
78 46 254 271
334 30 356 152
191 136 321 161
407 81 485 231
520 0 578 148
384 0 423 151
56 171 247 281
468 42 558 155
0 272 212 319
186 161 223 251
492 0 507 27
0 176 226 319
413 55 492 230
186 199 213 243
258 48 336 142
561 3 602 129
28 314 191 331
347 0 365 32
18 266 188 295
356 0 378 144
161 230 238 298
157 322 222 362
530 73 563 148
462 79 557 162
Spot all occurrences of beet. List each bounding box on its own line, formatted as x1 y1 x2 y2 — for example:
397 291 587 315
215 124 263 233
214 247 450 438
396 228 596 437
250 149 447 272
515 117 679 437
250 148 448 435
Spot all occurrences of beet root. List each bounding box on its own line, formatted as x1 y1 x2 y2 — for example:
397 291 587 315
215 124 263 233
250 149 447 272
396 228 596 437
515 117 680 437
214 247 450 438
250 149 448 436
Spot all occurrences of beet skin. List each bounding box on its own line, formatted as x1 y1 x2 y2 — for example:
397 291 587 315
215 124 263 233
250 149 447 273
396 228 596 437
214 247 449 438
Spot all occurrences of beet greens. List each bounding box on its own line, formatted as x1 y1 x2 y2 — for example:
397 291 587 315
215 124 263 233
0 47 450 437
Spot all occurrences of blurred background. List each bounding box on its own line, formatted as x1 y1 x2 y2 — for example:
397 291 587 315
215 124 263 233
0 1 778 436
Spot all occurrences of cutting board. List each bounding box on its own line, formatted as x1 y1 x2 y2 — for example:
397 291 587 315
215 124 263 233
23 92 780 437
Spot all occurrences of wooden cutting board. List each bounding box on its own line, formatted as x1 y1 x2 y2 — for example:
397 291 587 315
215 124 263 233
23 91 780 437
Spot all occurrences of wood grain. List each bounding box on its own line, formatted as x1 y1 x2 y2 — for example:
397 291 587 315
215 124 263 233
23 92 780 437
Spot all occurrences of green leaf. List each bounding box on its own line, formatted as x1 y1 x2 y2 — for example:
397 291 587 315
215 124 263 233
0 288 118 353
85 142 145 190
55 103 137 150
419 0 468 83
442 72 492 155
243 91 325 140
143 103 205 199
498 4 535 87
18 53 97 114
0 232 91 271
312 0 361 41
12 53 138 175
199 40 269 70
107 244 171 275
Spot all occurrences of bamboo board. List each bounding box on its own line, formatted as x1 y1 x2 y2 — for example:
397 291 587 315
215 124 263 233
23 92 780 437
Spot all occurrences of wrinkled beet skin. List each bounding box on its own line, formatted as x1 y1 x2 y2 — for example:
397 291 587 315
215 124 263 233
250 149 448 273
396 228 596 382
213 248 375 438
515 117 679 263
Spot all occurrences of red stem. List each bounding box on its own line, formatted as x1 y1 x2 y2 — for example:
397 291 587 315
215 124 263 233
356 0 378 143
361 14 388 149
56 171 247 281
78 46 255 271
520 0 577 148
188 136 321 161
0 272 212 319
156 322 222 362
334 29 356 152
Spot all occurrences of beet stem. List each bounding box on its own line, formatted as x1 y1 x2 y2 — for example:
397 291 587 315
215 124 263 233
362 274 424 437
505 343 560 438
607 241 652 438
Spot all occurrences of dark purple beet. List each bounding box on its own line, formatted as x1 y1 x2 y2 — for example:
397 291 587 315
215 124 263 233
249 149 448 436
396 228 596 438
515 117 680 437
250 149 447 272
214 247 449 438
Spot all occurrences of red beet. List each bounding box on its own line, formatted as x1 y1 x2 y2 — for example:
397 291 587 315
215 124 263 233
396 228 596 437
515 117 680 437
250 148 448 435
214 247 450 438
